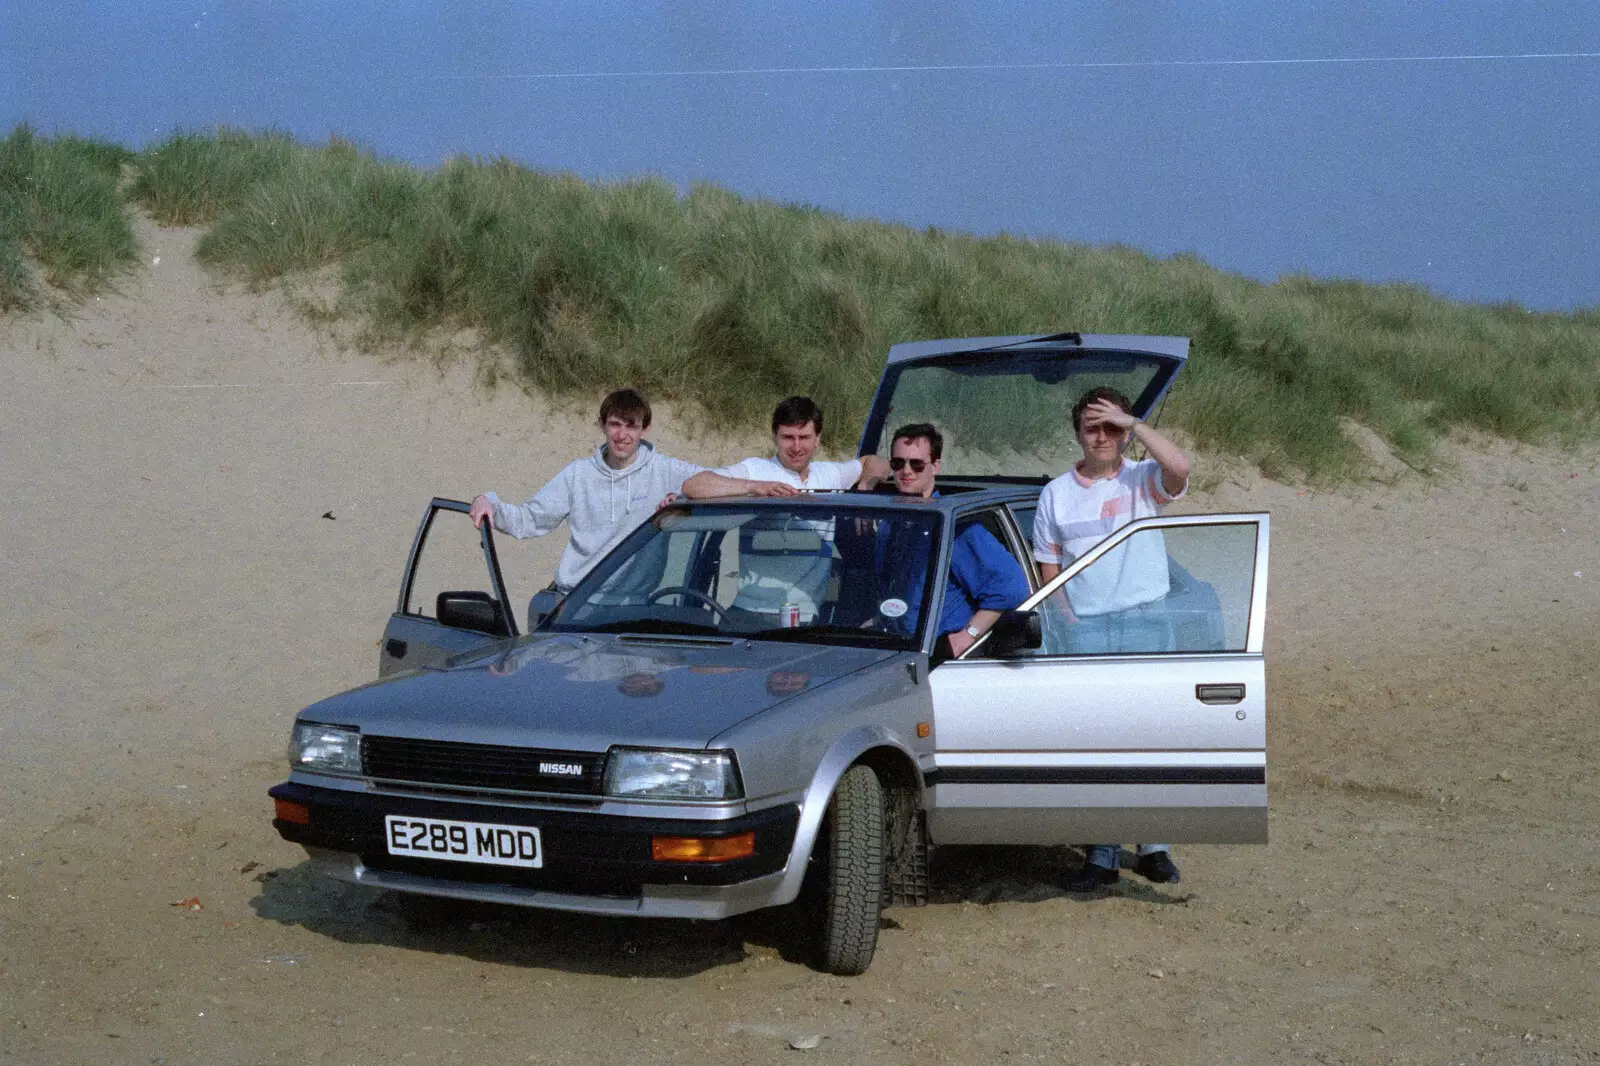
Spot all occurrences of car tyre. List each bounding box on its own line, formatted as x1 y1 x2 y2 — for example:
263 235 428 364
885 807 929 909
810 763 886 975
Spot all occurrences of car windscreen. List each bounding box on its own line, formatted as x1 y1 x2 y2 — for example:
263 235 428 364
547 504 944 650
861 348 1179 481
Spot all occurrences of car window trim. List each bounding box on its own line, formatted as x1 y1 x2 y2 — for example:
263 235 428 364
1005 501 1041 589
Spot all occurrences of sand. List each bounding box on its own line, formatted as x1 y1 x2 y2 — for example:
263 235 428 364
0 220 1596 1064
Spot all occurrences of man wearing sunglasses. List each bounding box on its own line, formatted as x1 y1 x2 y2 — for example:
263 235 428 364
886 423 1030 659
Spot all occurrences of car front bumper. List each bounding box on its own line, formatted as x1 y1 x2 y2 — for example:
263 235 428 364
270 781 801 920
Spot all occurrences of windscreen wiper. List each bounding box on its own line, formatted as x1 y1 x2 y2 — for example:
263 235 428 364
752 624 909 648
565 618 723 638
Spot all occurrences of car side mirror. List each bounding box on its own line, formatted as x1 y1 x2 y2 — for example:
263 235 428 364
528 587 562 631
437 590 512 637
985 609 1042 657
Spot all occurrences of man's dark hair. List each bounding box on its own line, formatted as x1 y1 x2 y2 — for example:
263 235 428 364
599 388 652 429
771 396 823 436
890 422 943 462
1071 386 1134 431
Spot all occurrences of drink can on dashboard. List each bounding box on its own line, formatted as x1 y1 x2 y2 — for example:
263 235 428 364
782 603 801 628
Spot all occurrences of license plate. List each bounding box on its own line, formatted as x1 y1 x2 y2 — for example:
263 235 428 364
383 815 543 868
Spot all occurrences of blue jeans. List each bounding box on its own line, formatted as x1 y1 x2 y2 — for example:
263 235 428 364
1085 843 1170 871
1057 603 1176 655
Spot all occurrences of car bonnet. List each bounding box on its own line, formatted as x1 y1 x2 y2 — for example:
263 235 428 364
296 633 895 751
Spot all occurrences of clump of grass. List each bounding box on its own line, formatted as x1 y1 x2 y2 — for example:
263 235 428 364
0 207 31 310
195 138 426 282
25 126 1600 480
128 128 299 225
0 125 138 310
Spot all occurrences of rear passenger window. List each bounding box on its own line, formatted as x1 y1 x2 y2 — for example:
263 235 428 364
1009 503 1037 551
959 507 1036 584
962 509 1012 552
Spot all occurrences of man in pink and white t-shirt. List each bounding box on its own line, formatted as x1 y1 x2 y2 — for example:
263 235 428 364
1032 386 1192 894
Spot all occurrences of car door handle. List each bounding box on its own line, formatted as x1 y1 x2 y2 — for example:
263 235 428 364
385 638 408 659
1196 683 1245 705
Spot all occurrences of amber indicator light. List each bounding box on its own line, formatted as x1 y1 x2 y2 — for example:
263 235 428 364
651 832 755 862
916 721 932 738
274 798 310 825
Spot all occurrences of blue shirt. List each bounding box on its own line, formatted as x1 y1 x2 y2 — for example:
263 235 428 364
873 516 1030 638
936 523 1032 636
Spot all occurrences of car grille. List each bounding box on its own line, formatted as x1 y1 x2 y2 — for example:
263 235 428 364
361 736 605 796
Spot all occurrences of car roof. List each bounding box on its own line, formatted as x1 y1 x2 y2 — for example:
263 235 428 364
677 486 1036 514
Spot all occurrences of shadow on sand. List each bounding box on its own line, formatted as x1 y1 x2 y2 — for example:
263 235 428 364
249 845 1189 976
929 845 1194 907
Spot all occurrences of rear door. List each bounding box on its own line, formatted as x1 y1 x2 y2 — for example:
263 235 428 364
926 513 1270 846
379 498 519 677
858 333 1187 483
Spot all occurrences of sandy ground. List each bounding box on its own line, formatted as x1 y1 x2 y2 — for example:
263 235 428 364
1 222 1597 1065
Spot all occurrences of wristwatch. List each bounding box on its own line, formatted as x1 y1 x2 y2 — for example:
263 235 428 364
964 625 983 639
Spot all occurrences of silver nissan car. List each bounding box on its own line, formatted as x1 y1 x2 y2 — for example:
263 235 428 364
270 332 1270 975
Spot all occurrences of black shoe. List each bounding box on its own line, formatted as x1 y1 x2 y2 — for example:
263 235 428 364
1065 862 1120 893
1133 851 1181 884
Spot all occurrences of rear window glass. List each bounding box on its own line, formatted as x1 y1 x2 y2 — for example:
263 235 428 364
864 349 1175 480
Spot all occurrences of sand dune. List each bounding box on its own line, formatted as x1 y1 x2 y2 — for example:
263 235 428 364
1 220 1595 1064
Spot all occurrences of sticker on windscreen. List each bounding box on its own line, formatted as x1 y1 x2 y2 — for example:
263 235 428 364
879 598 908 618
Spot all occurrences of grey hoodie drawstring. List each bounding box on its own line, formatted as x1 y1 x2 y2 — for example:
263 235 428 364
598 440 655 521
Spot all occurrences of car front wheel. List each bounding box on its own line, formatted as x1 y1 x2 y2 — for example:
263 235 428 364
809 763 886 975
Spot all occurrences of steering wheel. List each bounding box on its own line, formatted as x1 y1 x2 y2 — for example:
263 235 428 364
646 585 730 622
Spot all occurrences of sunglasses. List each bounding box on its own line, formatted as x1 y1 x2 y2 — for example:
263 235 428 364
889 457 928 472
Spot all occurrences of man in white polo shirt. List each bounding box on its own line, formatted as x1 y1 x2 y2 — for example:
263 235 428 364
680 396 890 623
1032 385 1191 894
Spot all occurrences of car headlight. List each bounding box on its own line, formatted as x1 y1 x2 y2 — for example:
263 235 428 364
603 748 741 800
289 722 362 776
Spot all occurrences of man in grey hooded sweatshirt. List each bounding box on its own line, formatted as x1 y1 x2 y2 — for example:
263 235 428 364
469 389 702 594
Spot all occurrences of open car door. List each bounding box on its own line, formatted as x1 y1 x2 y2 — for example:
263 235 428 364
858 332 1187 483
378 498 519 677
927 513 1270 846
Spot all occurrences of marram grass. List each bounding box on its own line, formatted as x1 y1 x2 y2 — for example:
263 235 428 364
6 126 1599 481
0 126 137 310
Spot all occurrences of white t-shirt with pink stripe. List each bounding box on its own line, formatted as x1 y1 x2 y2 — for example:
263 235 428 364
1032 458 1185 616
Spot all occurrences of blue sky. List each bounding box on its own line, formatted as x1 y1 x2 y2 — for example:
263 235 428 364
4 1 1597 309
